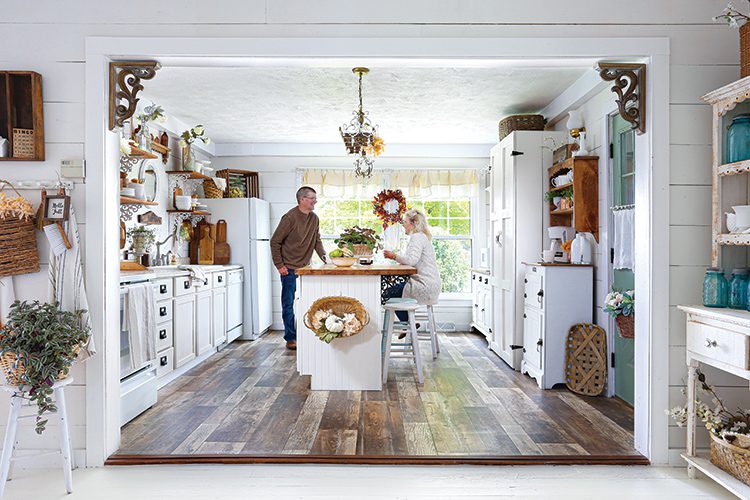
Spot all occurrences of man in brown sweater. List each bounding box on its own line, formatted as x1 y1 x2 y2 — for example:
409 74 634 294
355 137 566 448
271 186 326 350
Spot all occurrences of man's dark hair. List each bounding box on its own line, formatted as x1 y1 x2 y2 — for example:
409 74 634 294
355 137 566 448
296 186 316 203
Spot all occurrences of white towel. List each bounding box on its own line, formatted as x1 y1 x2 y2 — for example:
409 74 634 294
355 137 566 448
613 208 635 270
211 177 227 191
48 208 97 358
125 283 157 369
179 265 208 286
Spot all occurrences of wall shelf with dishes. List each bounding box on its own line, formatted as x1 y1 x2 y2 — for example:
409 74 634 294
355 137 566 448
547 156 599 241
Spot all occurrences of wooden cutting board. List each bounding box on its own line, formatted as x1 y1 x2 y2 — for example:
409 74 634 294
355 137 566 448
189 220 206 265
214 219 231 265
198 224 215 265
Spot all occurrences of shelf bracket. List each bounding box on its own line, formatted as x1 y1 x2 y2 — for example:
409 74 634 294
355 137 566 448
120 203 142 222
595 62 646 135
109 61 161 130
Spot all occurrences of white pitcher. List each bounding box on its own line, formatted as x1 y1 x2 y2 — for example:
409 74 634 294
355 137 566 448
571 232 593 264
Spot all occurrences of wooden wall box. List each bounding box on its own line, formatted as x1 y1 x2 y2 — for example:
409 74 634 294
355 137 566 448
0 71 44 161
216 169 259 198
548 156 599 241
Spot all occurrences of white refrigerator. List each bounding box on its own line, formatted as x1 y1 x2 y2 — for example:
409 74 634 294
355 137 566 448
201 197 273 340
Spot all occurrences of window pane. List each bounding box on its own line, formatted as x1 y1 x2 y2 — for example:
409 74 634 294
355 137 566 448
428 218 449 236
424 201 447 218
337 200 359 217
450 218 471 236
320 218 336 235
317 200 335 219
448 200 470 218
434 239 471 293
338 218 358 232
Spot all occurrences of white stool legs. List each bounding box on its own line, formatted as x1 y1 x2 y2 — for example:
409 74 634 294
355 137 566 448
419 305 439 359
0 394 21 498
55 384 73 494
382 303 423 385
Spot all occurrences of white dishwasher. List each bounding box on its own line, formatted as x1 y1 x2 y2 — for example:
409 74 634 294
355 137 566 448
226 269 244 343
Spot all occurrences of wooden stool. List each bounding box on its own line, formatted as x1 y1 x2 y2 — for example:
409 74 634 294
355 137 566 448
382 301 423 384
0 377 74 497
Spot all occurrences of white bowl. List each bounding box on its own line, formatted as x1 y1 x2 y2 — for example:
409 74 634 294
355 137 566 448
330 257 357 267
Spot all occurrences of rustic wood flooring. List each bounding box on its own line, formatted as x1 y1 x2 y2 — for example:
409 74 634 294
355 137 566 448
117 331 637 457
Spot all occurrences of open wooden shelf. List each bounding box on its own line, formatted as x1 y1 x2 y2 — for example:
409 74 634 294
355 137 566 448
550 208 574 216
150 142 170 155
0 71 44 161
167 210 210 216
548 156 599 241
549 182 573 193
165 170 211 180
126 143 158 159
120 196 157 206
718 159 750 177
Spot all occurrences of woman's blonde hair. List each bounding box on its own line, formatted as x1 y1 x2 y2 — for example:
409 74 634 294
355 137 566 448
404 208 432 240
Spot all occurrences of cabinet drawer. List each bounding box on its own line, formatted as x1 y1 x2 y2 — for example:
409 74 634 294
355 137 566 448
156 348 174 378
156 300 173 323
213 271 227 288
156 322 173 352
153 279 173 300
174 276 195 296
227 269 244 285
523 274 544 309
195 274 212 292
687 320 750 370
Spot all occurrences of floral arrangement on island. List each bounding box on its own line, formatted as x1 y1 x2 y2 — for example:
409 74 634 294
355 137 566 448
334 225 382 256
309 309 363 343
373 189 407 229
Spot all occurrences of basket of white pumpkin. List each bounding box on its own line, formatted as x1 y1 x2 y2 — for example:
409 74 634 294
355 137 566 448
304 296 370 343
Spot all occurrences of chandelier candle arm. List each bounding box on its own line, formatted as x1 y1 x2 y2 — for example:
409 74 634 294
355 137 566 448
339 67 384 179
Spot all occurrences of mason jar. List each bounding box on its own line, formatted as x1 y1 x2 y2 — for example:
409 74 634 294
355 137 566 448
726 113 750 163
729 268 749 309
703 268 728 308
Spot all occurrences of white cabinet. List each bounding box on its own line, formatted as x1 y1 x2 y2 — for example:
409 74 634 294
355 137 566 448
489 130 566 370
195 290 213 357
471 269 492 339
520 263 593 389
173 294 197 368
153 278 175 379
226 269 244 343
212 287 227 347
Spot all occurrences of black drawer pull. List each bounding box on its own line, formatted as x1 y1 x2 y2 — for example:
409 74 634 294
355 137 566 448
160 284 167 294
523 313 527 318
159 329 167 340
184 280 191 289
484 278 488 284
160 306 167 317
218 275 223 283
524 293 527 298
160 356 168 367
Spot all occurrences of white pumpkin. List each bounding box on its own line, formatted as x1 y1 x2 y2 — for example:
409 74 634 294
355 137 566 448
325 315 344 333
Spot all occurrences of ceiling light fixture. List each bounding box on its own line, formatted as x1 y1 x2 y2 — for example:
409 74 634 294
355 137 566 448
339 67 384 179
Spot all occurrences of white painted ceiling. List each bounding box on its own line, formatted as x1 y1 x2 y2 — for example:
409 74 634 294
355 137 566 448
143 62 591 145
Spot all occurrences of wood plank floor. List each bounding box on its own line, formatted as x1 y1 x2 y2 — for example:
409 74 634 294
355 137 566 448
118 331 638 457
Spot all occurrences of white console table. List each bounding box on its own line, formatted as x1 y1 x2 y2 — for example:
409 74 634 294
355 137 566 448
678 305 750 499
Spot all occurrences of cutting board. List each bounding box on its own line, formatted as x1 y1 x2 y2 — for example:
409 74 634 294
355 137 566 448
198 224 215 265
214 219 231 265
189 220 206 265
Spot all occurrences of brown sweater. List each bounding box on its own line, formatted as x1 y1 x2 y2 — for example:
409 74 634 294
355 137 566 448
270 207 326 270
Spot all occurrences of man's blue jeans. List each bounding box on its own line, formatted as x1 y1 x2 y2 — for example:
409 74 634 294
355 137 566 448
281 269 297 342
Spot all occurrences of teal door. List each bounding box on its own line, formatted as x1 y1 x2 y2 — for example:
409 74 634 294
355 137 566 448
611 114 635 406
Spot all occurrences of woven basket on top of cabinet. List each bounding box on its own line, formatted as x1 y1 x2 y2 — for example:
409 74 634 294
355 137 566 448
498 114 546 141
202 179 224 198
0 181 40 278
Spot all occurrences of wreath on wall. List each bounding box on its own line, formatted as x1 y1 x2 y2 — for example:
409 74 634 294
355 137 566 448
373 189 407 229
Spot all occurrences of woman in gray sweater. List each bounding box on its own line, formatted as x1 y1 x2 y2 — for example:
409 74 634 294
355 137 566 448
383 209 442 325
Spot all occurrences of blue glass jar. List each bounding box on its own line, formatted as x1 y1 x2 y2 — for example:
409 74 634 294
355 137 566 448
729 269 749 309
727 114 750 163
703 268 729 308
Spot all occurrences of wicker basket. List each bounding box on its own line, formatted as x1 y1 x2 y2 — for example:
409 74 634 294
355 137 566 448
498 114 546 141
203 179 224 199
351 244 373 257
303 296 370 339
12 128 35 159
710 433 750 486
615 313 635 339
565 323 607 396
0 345 80 386
0 183 40 278
742 22 750 79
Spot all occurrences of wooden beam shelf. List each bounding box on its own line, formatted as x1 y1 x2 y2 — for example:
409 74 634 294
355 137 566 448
550 208 574 216
120 196 157 206
165 170 211 180
126 144 158 159
167 210 210 216
549 182 573 193
548 156 599 241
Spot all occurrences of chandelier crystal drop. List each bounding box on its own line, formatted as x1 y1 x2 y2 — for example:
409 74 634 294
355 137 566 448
339 67 384 179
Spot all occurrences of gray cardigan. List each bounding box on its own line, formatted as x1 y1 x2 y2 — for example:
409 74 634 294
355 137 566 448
395 232 442 305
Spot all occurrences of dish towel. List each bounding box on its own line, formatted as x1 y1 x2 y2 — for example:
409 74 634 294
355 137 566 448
210 177 227 192
613 208 635 270
179 265 208 286
125 283 157 369
48 208 97 358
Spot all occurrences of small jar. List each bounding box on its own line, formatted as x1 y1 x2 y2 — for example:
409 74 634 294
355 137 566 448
729 269 749 309
703 268 729 308
727 113 750 163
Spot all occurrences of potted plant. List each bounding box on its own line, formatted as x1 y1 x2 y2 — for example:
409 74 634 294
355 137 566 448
714 2 750 77
0 300 90 434
127 226 156 256
544 190 562 209
604 288 635 338
558 186 574 210
334 226 382 256
178 125 211 171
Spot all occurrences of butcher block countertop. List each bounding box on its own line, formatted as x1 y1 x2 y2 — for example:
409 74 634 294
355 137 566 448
295 264 417 276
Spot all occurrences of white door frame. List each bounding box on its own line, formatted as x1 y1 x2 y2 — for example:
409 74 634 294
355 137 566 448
85 36 670 466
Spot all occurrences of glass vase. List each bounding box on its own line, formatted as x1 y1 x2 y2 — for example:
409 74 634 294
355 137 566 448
138 123 152 152
181 144 194 171
726 114 750 164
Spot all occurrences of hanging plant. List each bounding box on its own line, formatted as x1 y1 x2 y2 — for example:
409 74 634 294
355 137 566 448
373 189 407 229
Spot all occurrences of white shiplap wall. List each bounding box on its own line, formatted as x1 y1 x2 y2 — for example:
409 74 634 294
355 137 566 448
0 0 740 466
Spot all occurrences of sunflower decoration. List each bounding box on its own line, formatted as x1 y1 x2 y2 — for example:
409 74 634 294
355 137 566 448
364 135 385 157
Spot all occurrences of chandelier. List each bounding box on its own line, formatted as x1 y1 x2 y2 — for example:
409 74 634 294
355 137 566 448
339 67 384 179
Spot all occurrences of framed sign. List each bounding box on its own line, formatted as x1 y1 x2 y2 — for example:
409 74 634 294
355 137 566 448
43 194 70 221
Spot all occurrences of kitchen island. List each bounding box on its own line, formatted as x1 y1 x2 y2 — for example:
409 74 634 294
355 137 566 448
295 263 416 390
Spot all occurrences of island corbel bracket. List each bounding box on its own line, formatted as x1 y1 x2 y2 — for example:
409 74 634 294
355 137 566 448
109 61 161 130
595 62 646 135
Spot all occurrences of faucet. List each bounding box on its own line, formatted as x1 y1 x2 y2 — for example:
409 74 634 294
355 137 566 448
154 232 175 266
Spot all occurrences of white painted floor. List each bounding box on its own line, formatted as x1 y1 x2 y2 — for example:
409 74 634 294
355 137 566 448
3 464 733 499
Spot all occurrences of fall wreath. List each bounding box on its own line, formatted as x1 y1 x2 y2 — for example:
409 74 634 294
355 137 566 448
373 189 407 229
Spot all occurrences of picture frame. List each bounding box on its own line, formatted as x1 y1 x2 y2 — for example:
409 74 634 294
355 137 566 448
43 194 70 221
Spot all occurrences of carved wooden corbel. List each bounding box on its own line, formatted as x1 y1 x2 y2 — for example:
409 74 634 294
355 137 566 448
596 62 646 135
108 61 161 130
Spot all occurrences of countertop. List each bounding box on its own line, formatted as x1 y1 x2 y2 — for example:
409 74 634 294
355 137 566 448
295 264 417 276
120 264 242 283
471 267 491 274
522 261 594 267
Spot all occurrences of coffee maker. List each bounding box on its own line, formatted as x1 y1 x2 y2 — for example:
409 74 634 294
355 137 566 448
548 226 574 263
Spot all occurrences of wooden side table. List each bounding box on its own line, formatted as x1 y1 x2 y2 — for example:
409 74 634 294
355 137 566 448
678 305 750 499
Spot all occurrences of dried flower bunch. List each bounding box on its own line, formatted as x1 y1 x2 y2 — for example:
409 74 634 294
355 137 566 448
714 1 750 28
0 192 34 220
667 370 750 449
309 309 363 343
179 125 211 148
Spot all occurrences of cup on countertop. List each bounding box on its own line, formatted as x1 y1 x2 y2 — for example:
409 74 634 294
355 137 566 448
541 250 555 263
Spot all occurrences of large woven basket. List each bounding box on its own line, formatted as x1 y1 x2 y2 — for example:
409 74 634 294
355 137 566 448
498 114 545 141
742 22 750 79
710 433 750 485
303 296 370 338
351 244 373 257
616 313 634 339
202 179 224 199
565 323 607 396
0 182 40 278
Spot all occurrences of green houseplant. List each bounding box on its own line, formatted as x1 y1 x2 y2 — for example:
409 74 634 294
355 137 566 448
334 226 382 256
127 226 156 256
0 301 90 434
